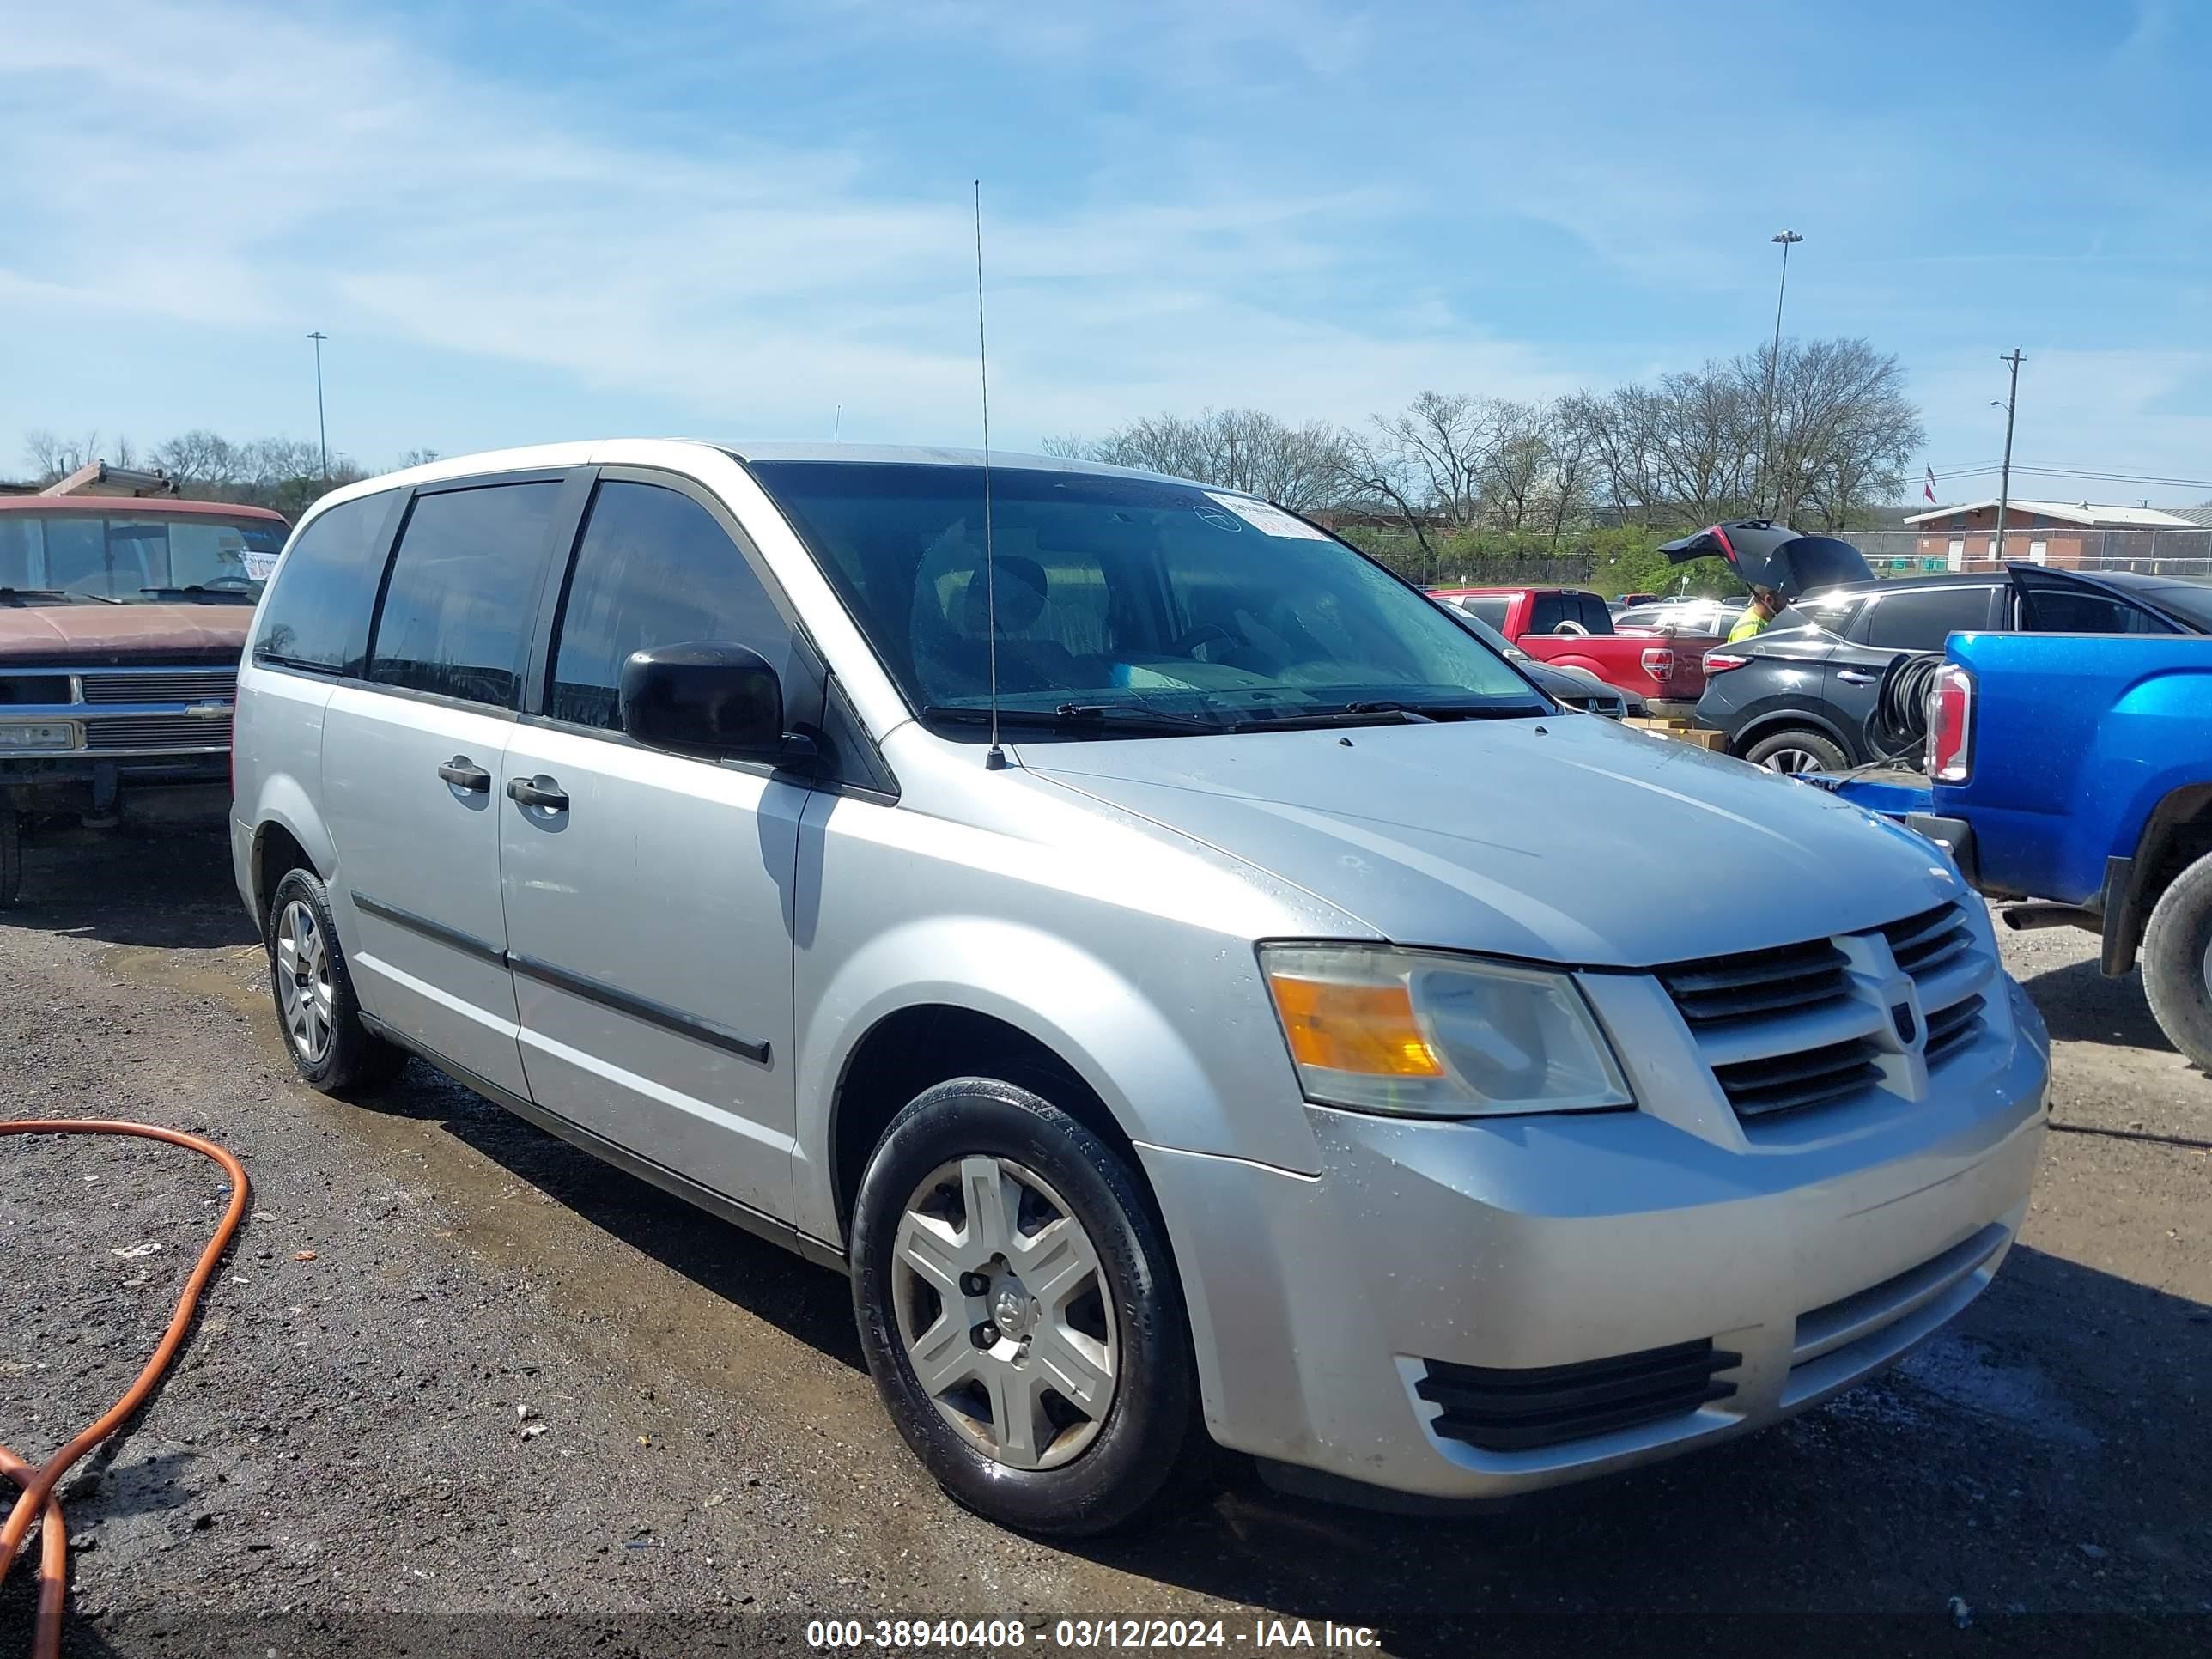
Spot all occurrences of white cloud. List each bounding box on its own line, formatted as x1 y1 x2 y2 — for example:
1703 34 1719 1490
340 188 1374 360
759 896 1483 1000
3 0 1564 453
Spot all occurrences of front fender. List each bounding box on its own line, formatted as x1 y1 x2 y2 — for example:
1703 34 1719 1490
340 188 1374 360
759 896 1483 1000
791 915 1318 1245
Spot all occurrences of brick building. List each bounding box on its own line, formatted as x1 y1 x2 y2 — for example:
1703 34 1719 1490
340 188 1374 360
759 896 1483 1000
1901 498 2197 569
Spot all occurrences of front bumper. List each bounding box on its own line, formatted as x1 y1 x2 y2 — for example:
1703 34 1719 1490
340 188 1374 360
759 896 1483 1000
1139 977 2048 1504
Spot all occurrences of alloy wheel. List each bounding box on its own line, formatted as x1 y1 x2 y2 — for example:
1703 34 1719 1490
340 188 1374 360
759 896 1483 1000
890 1156 1117 1470
275 899 334 1063
1762 746 1826 775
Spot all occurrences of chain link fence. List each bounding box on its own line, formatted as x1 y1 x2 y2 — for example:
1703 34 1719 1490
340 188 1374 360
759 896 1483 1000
1849 526 2212 579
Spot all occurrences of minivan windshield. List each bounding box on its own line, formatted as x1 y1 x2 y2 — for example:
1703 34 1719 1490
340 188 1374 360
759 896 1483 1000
0 510 282 604
746 462 1540 732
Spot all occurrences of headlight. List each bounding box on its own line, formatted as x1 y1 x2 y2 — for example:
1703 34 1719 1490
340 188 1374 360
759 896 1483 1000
1260 943 1633 1117
0 721 80 752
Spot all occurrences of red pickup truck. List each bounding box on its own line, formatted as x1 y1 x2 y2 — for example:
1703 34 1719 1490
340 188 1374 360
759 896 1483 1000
1428 586 1718 708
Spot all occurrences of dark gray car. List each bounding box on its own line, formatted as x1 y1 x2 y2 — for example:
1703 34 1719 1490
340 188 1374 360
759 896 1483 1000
1698 565 2212 773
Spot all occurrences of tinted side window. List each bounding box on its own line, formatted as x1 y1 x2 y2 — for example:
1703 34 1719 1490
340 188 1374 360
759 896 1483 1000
1576 593 1613 632
547 482 792 732
254 490 399 672
1528 593 1565 634
2018 587 2176 635
1862 586 1994 651
369 483 560 706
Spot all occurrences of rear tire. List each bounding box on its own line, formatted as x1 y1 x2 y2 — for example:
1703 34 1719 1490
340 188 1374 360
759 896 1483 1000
849 1077 1210 1535
264 866 408 1093
1744 728 1848 776
0 810 19 908
2140 852 2212 1073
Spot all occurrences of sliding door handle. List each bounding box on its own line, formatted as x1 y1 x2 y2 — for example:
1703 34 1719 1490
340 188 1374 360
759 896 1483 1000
507 774 569 812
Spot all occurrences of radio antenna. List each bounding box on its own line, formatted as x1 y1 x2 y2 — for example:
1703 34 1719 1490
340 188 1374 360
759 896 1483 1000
974 179 1006 770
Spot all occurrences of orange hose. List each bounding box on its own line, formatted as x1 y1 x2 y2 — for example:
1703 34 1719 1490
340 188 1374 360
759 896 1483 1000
1 1120 250 1659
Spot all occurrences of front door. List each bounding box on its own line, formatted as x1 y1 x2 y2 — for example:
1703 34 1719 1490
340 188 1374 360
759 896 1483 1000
321 475 570 1097
497 474 815 1224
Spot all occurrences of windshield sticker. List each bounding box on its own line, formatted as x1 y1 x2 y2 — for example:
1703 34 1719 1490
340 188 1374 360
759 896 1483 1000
1192 503 1244 534
243 550 280 581
1202 492 1331 541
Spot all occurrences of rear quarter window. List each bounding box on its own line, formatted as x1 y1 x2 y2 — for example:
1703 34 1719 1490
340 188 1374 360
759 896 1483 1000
253 490 401 672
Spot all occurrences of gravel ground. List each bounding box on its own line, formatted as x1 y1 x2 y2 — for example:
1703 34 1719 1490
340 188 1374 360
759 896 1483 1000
2 823 2207 1657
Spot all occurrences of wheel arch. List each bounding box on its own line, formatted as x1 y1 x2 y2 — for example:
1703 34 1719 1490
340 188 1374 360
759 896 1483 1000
796 915 1316 1249
1731 706 1854 760
2111 783 2212 974
247 790 337 931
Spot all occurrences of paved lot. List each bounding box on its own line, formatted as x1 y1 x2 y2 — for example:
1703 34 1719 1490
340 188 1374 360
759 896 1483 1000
2 823 2207 1656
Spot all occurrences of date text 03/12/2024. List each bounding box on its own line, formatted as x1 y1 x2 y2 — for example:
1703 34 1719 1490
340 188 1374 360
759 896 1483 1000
805 1619 1382 1650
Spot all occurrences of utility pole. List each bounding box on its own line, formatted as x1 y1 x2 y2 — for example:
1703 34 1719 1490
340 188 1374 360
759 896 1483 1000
1759 230 1803 519
307 331 330 483
1993 349 2022 564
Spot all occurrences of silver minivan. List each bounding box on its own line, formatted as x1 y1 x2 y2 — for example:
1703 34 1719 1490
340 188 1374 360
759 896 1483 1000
232 441 2049 1532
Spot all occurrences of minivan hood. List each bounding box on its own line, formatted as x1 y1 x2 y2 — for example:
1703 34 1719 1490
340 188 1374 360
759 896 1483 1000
0 604 250 666
1018 718 1959 968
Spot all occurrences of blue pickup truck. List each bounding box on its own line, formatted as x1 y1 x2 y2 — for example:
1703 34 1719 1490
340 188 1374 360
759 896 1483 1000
1826 614 2212 1072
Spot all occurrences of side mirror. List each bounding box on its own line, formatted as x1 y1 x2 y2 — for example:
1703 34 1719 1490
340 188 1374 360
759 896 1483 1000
618 642 791 764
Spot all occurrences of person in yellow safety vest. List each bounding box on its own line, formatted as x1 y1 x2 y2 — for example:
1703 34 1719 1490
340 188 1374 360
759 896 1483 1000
1727 586 1784 644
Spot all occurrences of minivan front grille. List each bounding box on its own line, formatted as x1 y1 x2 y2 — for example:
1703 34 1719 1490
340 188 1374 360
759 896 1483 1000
1713 1034 1885 1119
1655 938 1852 1027
1417 1338 1740 1452
1880 902 1974 978
1659 897 1995 1125
1923 994 1985 1066
80 669 238 704
82 714 233 751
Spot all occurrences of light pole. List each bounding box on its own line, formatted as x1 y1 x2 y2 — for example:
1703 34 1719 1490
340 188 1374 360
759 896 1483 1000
1991 348 2022 563
307 331 330 483
1759 230 1803 519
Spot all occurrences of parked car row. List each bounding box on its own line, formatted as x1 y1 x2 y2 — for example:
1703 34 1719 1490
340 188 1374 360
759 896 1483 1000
221 441 2048 1535
1694 563 2212 773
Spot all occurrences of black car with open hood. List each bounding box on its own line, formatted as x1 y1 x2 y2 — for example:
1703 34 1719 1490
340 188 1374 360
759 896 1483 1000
1659 520 1874 597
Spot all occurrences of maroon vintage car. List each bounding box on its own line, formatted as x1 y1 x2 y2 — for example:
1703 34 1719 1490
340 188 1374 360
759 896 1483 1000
0 495 289 904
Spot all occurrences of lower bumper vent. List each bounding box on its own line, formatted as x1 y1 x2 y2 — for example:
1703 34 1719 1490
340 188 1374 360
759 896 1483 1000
1417 1337 1740 1452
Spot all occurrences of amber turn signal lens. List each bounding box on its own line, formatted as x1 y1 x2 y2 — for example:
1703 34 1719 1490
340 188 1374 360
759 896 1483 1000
1266 974 1444 1078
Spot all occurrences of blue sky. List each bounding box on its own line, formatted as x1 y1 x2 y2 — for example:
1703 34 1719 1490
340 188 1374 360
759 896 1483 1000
4 0 2208 503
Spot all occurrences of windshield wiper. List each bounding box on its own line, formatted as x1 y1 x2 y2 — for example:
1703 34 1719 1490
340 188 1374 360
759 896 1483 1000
141 585 256 604
1236 700 1550 731
921 703 1224 737
0 586 118 605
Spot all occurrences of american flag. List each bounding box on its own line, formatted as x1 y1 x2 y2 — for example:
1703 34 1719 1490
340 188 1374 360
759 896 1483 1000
1923 466 1938 506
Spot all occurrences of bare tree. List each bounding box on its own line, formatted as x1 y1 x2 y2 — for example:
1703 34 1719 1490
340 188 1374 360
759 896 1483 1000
1065 409 1350 509
1745 338 1923 528
398 448 442 469
23 429 109 484
154 429 240 492
1370 392 1491 532
1328 428 1439 569
1477 399 1552 531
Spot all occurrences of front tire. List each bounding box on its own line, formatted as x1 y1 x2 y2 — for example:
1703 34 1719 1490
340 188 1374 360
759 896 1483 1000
849 1078 1208 1535
264 866 408 1093
2141 851 2212 1073
1744 727 1848 775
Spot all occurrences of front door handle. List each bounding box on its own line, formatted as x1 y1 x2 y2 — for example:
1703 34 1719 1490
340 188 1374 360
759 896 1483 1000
437 756 492 793
1836 668 1878 684
507 774 569 812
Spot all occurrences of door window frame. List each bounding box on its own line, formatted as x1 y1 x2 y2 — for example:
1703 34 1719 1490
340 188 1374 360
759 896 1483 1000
516 464 847 788
336 465 588 720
